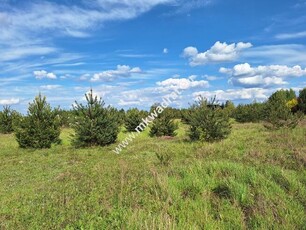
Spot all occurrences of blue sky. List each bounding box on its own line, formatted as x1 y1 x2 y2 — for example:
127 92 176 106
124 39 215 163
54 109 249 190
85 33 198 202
1 0 306 112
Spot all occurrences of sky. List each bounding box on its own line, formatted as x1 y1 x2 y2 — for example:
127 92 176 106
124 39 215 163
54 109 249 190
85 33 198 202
1 0 306 112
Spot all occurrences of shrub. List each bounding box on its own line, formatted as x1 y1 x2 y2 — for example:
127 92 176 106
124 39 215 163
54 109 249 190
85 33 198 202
117 109 126 126
14 94 61 148
188 96 231 142
125 108 144 132
56 109 74 127
0 106 20 134
223 100 235 118
264 90 301 130
234 102 265 123
149 109 178 137
298 88 306 114
71 89 120 147
286 98 299 113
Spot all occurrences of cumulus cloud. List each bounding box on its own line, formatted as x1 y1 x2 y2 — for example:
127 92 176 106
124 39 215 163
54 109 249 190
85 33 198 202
157 77 209 90
0 98 20 105
90 65 143 82
193 88 270 101
163 48 169 54
230 76 287 88
221 63 306 88
183 41 252 66
34 70 57 80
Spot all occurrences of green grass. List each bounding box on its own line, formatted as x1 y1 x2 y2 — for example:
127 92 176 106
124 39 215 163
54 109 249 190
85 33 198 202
0 121 306 229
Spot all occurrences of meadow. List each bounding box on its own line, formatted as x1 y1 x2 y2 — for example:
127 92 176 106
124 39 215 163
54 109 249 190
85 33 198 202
0 120 306 229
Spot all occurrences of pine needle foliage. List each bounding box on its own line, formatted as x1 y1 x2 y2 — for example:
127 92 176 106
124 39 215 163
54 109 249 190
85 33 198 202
71 89 120 147
188 96 231 142
14 94 61 148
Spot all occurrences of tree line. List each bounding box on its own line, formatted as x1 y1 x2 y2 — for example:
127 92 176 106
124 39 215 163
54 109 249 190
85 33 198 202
0 88 305 149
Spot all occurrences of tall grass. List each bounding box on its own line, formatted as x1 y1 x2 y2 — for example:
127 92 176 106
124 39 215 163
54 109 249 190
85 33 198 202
0 121 305 229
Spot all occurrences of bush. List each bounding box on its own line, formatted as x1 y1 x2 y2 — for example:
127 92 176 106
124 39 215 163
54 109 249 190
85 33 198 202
298 88 306 114
264 90 301 130
71 89 120 147
56 109 74 127
14 94 61 148
0 106 20 134
117 109 126 126
125 108 144 132
234 102 265 123
149 109 178 137
223 100 235 118
188 96 231 142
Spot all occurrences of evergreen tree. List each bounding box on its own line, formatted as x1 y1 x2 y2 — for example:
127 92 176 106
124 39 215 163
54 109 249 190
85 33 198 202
223 100 235 118
264 90 301 130
298 88 306 114
14 94 61 148
71 89 120 147
188 96 231 142
234 102 265 123
125 108 144 132
0 106 15 134
149 109 178 137
117 108 126 126
56 109 73 127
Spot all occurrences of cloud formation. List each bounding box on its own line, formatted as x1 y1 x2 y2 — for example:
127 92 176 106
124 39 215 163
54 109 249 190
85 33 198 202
220 63 306 88
33 70 57 80
193 88 270 101
275 31 306 40
183 41 252 66
157 77 209 90
91 65 143 82
0 98 20 105
40 85 62 90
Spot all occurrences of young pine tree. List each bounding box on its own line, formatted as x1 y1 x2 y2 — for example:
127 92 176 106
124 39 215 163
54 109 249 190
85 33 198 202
234 102 265 123
298 87 306 114
15 94 61 148
149 107 178 137
188 96 231 142
0 106 18 134
125 108 144 132
71 89 120 147
264 90 301 130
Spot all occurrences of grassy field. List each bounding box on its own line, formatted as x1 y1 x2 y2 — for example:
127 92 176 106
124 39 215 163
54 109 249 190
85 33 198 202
0 121 306 229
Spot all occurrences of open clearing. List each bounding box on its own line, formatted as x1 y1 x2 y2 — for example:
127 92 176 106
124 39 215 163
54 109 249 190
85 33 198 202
0 121 306 229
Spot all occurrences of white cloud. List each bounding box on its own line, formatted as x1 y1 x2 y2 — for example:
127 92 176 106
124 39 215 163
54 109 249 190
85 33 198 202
34 70 57 80
0 0 177 62
221 63 306 88
230 76 287 88
0 46 57 62
275 31 306 40
118 99 142 106
79 74 90 81
0 98 20 105
168 0 213 14
40 85 62 90
193 88 271 101
183 41 252 66
157 77 209 90
163 48 169 54
242 44 306 66
90 65 143 82
203 75 219 81
0 0 174 42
